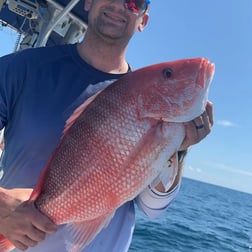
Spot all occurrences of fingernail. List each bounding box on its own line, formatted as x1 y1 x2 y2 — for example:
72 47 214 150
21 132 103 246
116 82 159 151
47 224 58 232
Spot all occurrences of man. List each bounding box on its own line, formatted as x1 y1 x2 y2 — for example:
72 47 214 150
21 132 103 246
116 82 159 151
0 0 213 251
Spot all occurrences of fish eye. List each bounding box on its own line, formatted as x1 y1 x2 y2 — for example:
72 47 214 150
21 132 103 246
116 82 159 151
163 68 173 78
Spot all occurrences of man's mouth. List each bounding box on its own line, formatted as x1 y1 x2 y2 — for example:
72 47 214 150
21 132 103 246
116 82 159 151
103 12 126 24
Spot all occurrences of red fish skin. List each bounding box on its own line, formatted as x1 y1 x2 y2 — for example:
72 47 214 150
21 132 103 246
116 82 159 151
0 58 215 252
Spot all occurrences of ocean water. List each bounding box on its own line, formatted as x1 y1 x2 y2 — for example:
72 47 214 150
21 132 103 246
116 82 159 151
129 178 252 252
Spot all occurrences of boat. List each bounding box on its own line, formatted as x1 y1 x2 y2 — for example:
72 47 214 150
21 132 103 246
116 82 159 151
0 0 88 49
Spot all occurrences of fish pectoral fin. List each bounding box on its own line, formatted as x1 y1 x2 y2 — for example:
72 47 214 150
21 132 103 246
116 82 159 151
159 152 179 192
63 212 115 252
151 152 179 192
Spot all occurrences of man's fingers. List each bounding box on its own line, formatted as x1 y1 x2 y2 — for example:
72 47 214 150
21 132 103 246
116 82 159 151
29 203 57 234
180 101 214 150
17 235 38 248
12 240 28 251
26 226 46 242
8 201 57 247
0 188 58 251
206 101 214 126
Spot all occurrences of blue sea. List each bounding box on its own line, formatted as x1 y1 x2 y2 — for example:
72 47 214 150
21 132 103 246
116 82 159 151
129 178 252 252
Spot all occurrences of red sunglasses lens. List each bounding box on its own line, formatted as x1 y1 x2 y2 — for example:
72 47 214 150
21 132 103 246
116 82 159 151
124 0 147 13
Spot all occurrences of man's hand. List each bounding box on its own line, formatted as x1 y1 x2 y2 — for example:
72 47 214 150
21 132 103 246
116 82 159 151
155 101 214 193
0 188 57 251
179 101 214 151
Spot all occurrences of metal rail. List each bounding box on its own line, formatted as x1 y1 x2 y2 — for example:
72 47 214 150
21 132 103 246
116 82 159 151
35 0 84 47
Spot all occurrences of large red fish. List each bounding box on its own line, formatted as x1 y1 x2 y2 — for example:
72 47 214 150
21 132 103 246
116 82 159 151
0 58 215 252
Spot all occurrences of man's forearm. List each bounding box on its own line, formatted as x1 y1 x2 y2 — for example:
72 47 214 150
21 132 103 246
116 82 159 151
0 187 32 218
0 188 17 219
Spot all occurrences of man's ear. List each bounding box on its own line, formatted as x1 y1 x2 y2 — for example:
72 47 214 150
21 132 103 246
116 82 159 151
138 13 149 32
85 0 92 11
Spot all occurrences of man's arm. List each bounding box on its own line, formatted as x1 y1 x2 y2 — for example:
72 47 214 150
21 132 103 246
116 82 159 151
135 150 185 219
135 102 214 218
0 187 57 251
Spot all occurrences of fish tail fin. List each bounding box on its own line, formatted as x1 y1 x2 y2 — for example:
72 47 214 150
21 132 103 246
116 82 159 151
0 234 14 252
63 213 115 252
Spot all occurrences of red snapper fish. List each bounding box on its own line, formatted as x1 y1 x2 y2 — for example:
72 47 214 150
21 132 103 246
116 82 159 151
0 58 215 252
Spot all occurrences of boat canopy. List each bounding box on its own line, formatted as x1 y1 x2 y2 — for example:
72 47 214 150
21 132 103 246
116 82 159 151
0 0 88 48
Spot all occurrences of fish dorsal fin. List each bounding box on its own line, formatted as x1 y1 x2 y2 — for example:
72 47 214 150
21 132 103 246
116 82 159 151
62 90 102 138
63 213 115 252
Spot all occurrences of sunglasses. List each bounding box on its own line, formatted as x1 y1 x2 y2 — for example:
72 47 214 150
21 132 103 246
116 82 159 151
124 0 150 15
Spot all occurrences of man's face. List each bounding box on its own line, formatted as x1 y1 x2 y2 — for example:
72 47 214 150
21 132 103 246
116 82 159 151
85 0 149 43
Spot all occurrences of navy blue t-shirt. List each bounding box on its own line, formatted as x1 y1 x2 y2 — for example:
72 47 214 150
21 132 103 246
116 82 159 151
0 44 126 188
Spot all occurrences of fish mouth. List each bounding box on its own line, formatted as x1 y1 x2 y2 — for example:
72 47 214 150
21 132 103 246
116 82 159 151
196 58 215 88
207 61 215 81
205 60 215 90
175 58 215 123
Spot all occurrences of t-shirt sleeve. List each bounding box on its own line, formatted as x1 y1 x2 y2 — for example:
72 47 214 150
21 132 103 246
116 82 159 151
0 52 24 130
135 182 180 219
0 55 9 130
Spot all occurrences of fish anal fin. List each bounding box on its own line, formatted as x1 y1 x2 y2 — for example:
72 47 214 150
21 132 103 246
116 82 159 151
64 213 115 252
0 234 15 252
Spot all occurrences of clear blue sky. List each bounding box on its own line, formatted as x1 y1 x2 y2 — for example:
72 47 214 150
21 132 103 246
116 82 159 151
1 0 252 194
